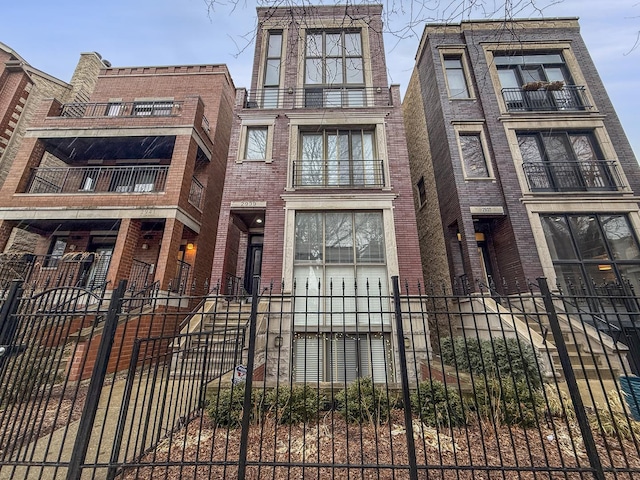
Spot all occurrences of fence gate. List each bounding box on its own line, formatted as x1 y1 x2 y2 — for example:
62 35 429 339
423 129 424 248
0 281 115 479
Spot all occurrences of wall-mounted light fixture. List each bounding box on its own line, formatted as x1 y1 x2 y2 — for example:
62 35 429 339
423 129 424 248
186 243 195 251
141 243 149 250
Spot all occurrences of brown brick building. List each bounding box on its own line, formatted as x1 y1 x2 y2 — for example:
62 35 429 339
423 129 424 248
404 18 640 298
210 5 423 381
0 54 235 295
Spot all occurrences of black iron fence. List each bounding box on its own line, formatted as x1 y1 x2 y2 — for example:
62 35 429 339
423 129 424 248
1 277 639 479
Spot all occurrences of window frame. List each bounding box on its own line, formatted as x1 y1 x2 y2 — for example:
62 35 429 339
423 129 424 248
439 48 474 100
297 128 381 188
453 124 494 180
517 130 618 192
237 114 277 163
540 213 640 297
262 30 283 108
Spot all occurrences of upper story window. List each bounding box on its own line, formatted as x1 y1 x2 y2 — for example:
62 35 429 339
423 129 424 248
294 129 383 188
459 133 490 178
518 131 622 192
304 30 365 108
245 127 268 160
496 52 589 112
261 31 283 108
132 101 175 116
443 56 470 99
305 31 363 86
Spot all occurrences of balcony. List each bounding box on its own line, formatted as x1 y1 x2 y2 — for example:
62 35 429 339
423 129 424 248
292 159 385 188
59 101 182 118
522 160 624 192
244 87 390 109
26 165 169 194
501 85 591 112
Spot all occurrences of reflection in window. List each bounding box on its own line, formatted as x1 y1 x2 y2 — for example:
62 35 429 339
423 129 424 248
245 127 268 160
541 214 640 296
459 133 489 178
298 129 379 187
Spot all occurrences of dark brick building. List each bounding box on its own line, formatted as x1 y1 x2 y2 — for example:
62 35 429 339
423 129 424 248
404 18 640 297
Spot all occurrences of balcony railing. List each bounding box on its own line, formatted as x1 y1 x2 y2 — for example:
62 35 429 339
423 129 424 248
522 160 624 192
292 159 385 188
188 176 204 210
26 165 169 194
244 87 390 109
58 101 182 118
501 85 591 112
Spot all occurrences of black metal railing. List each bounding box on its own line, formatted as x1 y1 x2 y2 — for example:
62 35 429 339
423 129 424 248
523 160 624 192
502 85 591 112
26 165 169 195
170 259 192 294
128 259 153 292
244 87 391 109
292 159 385 188
2 277 640 479
188 176 204 210
58 100 182 118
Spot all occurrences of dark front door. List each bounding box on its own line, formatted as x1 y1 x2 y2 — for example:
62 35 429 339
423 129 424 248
244 235 263 294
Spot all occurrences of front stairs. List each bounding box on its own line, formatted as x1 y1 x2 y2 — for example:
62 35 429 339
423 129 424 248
171 297 253 379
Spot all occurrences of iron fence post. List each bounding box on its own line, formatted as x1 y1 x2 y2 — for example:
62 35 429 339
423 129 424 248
238 275 260 480
392 276 418 480
106 338 142 480
0 280 24 371
67 280 127 480
537 277 606 480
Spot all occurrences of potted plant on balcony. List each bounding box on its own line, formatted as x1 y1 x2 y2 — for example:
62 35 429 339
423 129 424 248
545 80 565 91
522 81 545 91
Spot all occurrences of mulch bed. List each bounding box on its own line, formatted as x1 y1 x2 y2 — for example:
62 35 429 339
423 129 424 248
119 410 640 480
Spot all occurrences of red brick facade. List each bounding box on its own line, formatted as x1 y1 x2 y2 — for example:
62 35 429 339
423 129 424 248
0 61 235 295
211 5 423 292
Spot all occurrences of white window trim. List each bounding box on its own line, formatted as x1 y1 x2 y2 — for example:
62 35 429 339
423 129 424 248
452 122 495 180
285 112 390 191
236 113 278 163
280 193 399 294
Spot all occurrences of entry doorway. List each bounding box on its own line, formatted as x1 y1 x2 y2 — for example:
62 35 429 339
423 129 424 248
244 234 263 294
476 232 493 288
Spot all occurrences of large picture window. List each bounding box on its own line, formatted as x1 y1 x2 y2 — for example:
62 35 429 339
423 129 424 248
296 129 381 187
293 210 391 383
541 214 640 296
293 211 388 326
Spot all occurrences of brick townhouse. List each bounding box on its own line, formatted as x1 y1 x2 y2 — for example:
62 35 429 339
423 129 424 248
0 51 236 295
210 4 423 381
403 18 640 300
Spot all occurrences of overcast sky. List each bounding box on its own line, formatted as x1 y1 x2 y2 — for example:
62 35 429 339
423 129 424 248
2 0 639 156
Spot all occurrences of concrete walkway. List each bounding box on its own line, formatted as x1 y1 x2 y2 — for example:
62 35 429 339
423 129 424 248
1 370 202 480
